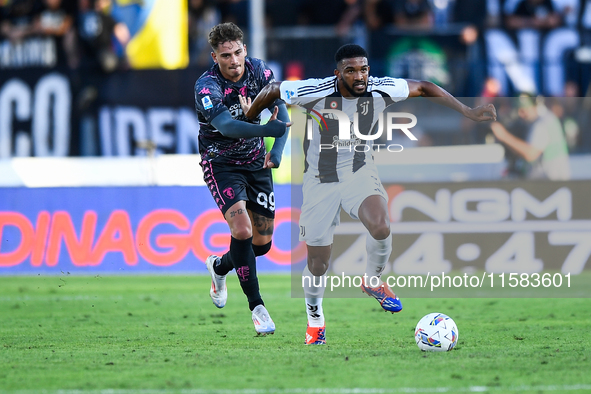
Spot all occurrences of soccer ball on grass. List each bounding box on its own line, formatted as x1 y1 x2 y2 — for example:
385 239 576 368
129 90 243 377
414 312 459 352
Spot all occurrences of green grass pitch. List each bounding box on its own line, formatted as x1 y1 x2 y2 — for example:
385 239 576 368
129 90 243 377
0 274 590 393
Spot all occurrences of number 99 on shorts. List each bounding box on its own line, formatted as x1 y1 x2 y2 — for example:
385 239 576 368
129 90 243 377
257 192 275 212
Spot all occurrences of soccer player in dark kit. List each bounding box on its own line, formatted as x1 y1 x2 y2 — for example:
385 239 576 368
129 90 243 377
194 22 291 335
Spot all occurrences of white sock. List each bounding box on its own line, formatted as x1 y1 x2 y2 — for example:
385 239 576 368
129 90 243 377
303 265 326 327
365 233 392 286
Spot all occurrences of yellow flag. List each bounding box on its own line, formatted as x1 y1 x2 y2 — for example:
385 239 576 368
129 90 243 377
126 0 189 69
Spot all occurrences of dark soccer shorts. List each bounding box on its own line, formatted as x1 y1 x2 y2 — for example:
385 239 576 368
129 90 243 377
201 158 275 219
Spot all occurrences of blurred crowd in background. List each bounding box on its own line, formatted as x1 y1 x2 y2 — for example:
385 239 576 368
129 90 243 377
2 0 590 89
1 0 128 72
1 0 591 174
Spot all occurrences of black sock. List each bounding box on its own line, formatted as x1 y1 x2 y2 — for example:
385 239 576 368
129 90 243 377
252 241 272 257
214 255 234 276
221 236 263 311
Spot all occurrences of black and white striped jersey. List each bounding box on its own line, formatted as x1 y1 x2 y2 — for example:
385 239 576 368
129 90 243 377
280 76 409 182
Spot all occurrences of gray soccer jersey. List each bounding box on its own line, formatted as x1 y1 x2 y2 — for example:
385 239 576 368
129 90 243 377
280 76 409 182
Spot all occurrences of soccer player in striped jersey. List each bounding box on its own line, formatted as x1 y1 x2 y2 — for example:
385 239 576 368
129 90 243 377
244 44 496 344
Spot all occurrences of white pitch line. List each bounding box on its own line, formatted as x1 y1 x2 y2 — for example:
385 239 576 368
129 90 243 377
0 295 123 302
3 384 591 394
0 294 203 302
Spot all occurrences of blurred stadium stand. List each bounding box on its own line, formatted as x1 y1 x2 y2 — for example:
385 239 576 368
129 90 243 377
1 0 591 177
2 0 591 275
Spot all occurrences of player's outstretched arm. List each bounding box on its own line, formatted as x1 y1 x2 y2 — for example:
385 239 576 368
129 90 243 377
265 103 291 169
245 82 282 120
406 80 497 122
210 109 287 139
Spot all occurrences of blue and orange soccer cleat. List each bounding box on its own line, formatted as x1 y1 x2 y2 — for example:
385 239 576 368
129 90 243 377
361 281 403 313
305 324 326 345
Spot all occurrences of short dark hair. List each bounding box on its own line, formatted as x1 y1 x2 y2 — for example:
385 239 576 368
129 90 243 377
208 23 244 50
334 44 368 64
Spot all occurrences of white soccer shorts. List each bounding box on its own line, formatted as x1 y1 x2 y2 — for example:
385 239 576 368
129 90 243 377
299 164 387 247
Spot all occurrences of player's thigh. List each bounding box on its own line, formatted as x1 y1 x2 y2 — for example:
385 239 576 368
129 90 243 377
341 164 388 221
202 162 253 238
299 175 341 247
248 209 274 245
202 162 249 214
358 194 390 240
224 200 253 239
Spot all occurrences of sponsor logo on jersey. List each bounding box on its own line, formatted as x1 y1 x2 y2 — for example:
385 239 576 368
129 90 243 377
228 103 243 118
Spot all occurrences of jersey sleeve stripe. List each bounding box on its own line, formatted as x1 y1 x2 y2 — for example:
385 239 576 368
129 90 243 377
371 81 399 87
298 80 335 96
298 87 335 97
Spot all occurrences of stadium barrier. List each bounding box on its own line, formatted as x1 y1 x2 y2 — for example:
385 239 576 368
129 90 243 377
0 185 304 274
332 180 591 276
1 180 590 275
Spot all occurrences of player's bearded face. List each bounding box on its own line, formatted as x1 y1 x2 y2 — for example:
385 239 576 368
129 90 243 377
213 41 246 82
337 57 369 97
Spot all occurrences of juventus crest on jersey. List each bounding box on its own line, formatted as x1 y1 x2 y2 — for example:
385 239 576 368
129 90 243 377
280 76 410 183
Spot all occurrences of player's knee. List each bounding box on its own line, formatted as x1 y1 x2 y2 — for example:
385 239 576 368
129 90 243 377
231 226 253 240
309 263 328 277
252 241 272 257
308 258 329 276
368 222 390 241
